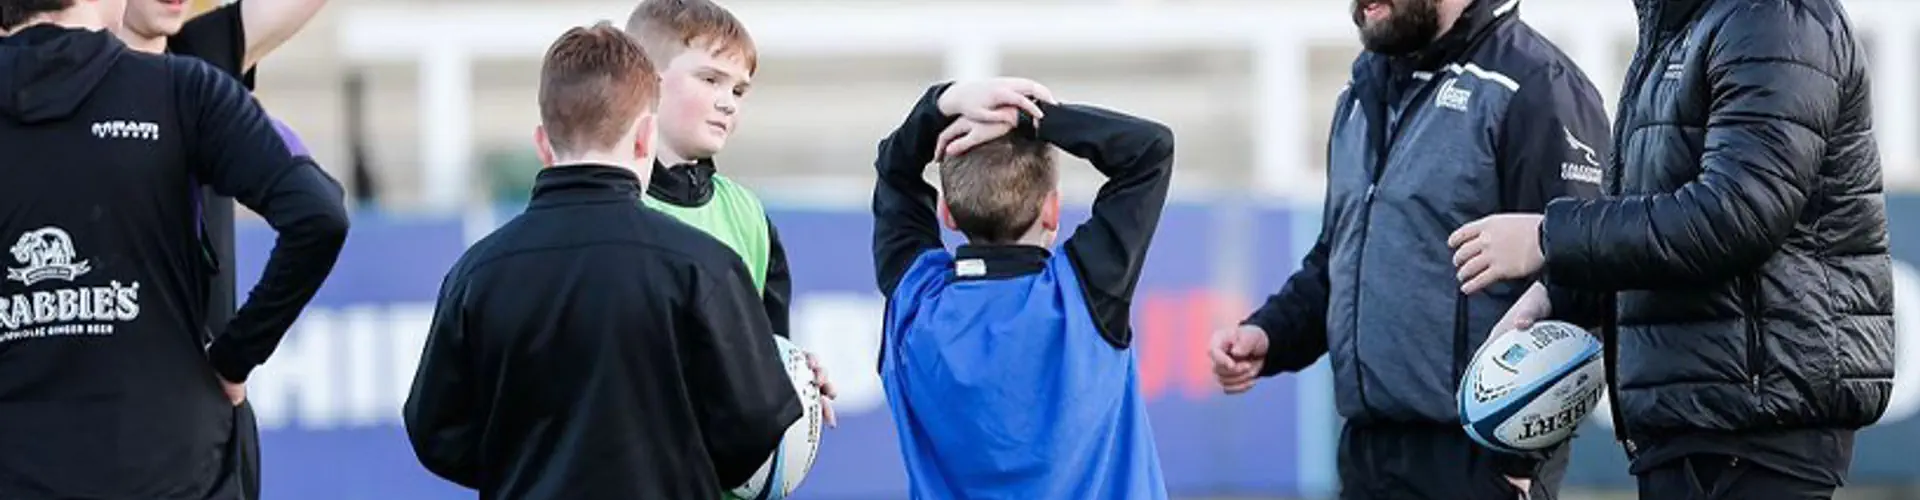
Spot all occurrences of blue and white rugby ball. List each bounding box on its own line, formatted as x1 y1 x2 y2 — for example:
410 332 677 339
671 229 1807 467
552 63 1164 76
724 336 824 500
1458 320 1605 453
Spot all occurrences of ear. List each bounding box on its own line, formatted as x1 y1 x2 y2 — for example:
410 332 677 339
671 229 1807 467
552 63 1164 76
632 112 657 164
1040 189 1062 231
938 196 959 231
533 125 557 167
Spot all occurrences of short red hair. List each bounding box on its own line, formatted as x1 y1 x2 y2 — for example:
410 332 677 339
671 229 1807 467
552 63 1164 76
537 21 660 157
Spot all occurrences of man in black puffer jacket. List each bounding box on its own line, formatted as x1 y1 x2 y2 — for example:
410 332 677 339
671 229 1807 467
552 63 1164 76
1447 0 1892 498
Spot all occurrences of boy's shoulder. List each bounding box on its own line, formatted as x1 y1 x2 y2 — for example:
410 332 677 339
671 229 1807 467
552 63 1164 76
649 172 771 221
707 173 767 210
463 202 737 279
889 249 956 300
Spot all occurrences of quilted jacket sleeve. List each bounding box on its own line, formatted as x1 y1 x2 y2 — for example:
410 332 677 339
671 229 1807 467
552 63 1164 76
1539 3 1840 291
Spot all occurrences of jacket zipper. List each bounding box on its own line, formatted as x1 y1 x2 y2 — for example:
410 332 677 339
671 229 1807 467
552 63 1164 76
1604 20 1670 454
1351 185 1375 412
1350 72 1445 415
1741 275 1766 392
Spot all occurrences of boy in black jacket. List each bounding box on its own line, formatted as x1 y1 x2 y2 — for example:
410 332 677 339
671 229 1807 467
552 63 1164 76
0 1 351 498
402 23 800 500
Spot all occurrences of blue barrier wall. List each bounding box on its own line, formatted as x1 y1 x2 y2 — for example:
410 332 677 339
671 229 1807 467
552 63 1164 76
229 197 1919 499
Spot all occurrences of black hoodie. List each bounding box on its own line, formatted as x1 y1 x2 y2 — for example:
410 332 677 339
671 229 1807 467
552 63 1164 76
0 25 348 499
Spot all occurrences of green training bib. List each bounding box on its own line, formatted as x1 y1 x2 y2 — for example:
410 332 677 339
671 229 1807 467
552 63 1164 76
642 174 771 293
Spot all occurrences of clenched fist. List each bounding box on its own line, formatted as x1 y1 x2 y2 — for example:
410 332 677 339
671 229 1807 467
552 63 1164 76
1209 325 1270 394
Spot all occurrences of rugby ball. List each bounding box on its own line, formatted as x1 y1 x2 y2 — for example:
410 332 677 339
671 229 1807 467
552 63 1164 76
725 336 825 500
1458 320 1605 454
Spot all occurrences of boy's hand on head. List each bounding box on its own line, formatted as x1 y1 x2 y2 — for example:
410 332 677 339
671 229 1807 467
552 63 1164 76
935 118 1016 160
937 77 1055 124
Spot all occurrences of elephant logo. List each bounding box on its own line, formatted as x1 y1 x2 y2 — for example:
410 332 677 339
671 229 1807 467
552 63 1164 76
7 227 92 286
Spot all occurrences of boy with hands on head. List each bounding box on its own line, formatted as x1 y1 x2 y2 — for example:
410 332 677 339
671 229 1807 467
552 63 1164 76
873 77 1175 499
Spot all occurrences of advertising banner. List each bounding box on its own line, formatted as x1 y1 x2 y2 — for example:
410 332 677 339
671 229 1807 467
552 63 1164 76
237 204 1308 499
227 196 1920 497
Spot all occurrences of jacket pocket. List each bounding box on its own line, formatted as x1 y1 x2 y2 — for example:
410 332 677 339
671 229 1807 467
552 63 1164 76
1739 275 1766 393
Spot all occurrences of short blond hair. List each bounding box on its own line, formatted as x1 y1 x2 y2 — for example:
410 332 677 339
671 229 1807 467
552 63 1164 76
938 136 1057 243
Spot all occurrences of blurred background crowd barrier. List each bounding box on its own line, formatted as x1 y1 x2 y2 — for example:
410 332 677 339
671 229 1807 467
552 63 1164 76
220 0 1920 498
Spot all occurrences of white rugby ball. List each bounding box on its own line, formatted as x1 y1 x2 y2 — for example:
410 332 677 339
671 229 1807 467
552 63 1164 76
1457 320 1605 453
725 336 825 500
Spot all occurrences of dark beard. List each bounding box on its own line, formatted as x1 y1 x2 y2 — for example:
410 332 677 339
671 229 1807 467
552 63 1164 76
1352 0 1442 56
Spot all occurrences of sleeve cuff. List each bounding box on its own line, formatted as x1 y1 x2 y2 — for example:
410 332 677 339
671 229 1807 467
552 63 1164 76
1538 198 1588 288
1015 106 1042 139
1242 318 1291 377
206 338 255 383
1542 283 1602 328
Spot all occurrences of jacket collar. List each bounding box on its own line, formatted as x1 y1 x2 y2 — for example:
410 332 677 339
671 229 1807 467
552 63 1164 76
1634 0 1709 34
528 164 643 209
646 158 718 207
953 244 1050 281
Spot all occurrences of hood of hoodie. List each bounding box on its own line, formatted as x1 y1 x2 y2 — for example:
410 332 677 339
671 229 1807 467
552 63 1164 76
0 24 123 125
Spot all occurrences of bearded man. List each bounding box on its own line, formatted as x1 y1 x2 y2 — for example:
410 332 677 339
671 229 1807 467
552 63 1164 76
1206 0 1611 498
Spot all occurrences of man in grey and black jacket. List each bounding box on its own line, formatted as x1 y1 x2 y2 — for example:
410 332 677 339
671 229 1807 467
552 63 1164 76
1208 0 1609 498
1451 0 1891 498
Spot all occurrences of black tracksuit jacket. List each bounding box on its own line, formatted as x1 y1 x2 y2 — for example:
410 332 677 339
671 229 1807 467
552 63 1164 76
404 165 802 499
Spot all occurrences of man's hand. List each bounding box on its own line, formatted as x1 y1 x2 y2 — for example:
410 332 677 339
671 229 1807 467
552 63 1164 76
1507 476 1531 499
937 77 1055 125
220 377 246 406
804 351 838 428
936 118 1016 159
1208 325 1270 394
1494 282 1553 335
1449 214 1546 294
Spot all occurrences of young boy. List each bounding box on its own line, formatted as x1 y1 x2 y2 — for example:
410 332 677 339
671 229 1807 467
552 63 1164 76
623 0 835 421
402 23 799 499
872 78 1175 498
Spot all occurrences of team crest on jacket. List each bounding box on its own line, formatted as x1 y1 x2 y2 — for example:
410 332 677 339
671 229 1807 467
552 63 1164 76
1435 78 1472 112
1560 127 1604 186
0 226 141 343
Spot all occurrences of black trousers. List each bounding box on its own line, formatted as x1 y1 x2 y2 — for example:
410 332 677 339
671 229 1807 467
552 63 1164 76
204 401 263 500
235 402 262 499
1636 454 1834 500
1337 423 1569 500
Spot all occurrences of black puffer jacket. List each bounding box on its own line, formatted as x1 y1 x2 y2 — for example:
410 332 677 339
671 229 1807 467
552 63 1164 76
1538 0 1892 440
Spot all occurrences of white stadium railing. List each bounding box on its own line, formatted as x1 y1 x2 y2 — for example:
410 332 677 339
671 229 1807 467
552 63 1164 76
335 0 1920 211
